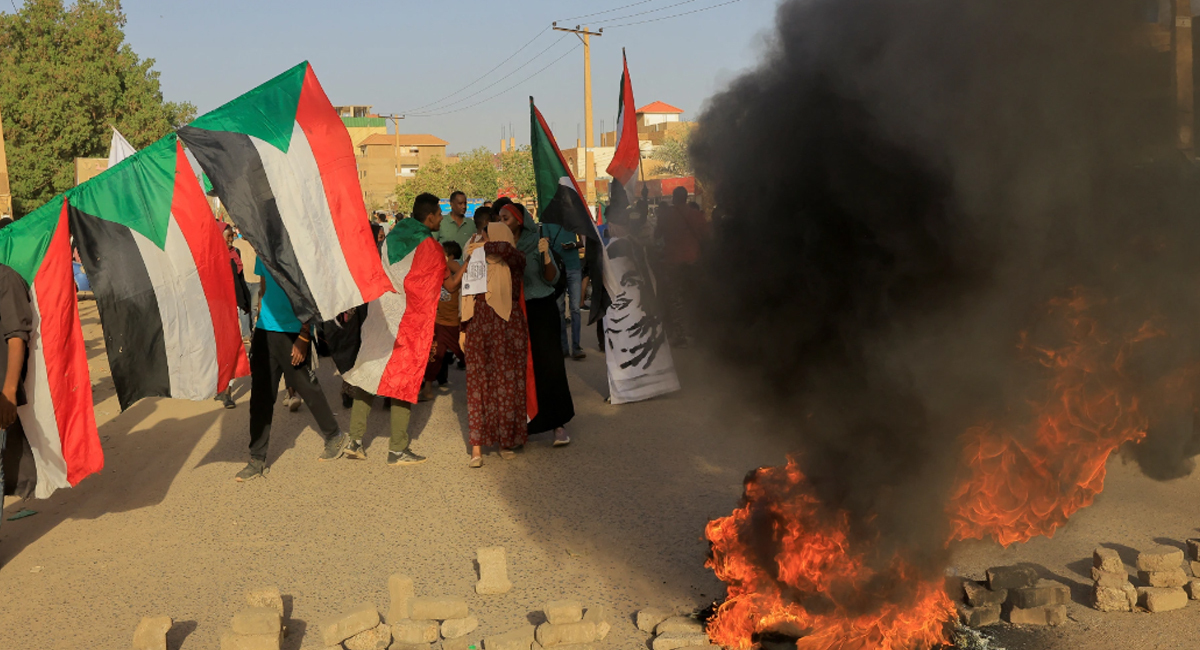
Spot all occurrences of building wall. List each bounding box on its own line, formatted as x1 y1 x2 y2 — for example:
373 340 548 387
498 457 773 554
74 158 108 186
637 112 681 128
560 146 616 180
357 143 448 210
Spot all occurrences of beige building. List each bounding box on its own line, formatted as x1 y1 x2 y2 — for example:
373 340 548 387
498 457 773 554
333 105 387 149
74 157 108 186
356 133 449 210
597 101 695 180
0 108 10 218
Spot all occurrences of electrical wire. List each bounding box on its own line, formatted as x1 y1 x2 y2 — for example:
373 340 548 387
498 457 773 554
586 0 700 25
407 34 571 115
400 24 552 114
556 0 658 22
602 0 743 28
407 44 583 117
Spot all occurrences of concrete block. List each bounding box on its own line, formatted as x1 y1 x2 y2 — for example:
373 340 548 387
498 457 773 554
219 630 282 650
231 607 281 636
944 575 967 603
535 621 597 647
651 631 712 650
411 597 469 621
1093 584 1135 612
1188 539 1200 562
485 625 536 650
477 546 513 595
1192 561 1200 577
1091 568 1130 589
442 636 477 650
442 616 480 639
656 616 704 635
582 606 610 640
1007 604 1067 626
245 586 284 617
1139 587 1188 612
318 602 380 646
543 601 583 625
963 581 1006 608
1093 548 1124 574
1138 568 1188 588
1008 580 1070 608
1188 580 1200 600
1136 547 1184 573
346 623 394 650
636 608 672 632
393 645 434 650
132 615 173 650
394 619 441 644
388 574 416 623
957 604 1000 627
986 566 1038 591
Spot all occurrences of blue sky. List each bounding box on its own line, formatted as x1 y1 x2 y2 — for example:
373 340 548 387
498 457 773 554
108 0 779 153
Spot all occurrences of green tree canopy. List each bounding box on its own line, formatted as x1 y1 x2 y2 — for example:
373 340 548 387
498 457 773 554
651 125 695 177
0 0 196 216
393 145 538 213
498 145 535 201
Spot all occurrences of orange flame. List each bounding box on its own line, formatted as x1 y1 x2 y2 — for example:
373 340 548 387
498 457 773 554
947 291 1158 546
705 460 955 650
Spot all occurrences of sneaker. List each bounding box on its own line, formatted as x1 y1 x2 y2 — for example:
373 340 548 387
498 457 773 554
571 350 587 360
219 391 236 409
387 448 428 466
234 459 267 482
553 428 571 447
288 394 301 412
344 439 367 460
319 432 348 461
417 382 435 402
468 455 483 468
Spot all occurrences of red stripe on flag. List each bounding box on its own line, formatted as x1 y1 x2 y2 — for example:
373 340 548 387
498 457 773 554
607 52 640 186
377 238 448 402
518 284 538 422
170 141 249 392
295 63 392 305
41 202 102 486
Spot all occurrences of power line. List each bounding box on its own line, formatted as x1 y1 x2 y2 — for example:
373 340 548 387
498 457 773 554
408 34 572 115
556 0 658 22
586 0 700 25
603 0 744 28
407 44 582 118
400 24 552 114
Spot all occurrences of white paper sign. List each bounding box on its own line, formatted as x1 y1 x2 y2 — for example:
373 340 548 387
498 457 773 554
461 247 488 296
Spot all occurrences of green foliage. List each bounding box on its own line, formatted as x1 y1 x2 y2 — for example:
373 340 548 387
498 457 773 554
651 125 695 177
394 146 538 213
0 0 196 216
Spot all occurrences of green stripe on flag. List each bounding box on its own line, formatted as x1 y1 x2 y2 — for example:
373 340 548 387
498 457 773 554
386 218 433 265
189 61 308 153
66 133 177 250
0 195 63 285
531 104 570 217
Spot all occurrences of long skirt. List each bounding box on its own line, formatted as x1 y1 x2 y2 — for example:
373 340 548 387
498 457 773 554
526 295 576 434
465 300 529 448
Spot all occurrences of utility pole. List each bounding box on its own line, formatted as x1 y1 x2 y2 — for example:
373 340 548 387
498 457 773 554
553 22 603 206
378 113 406 180
0 106 10 218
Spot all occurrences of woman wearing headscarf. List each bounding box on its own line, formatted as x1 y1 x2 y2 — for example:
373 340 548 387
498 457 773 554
462 213 529 467
513 204 574 445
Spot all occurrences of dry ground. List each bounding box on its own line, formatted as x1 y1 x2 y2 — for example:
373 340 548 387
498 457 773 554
1 298 1199 649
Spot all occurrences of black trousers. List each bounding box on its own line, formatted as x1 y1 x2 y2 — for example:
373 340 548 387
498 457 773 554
248 328 339 461
525 295 575 434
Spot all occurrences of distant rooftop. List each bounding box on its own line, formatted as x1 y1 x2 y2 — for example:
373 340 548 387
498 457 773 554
359 134 450 147
342 117 387 128
637 101 684 115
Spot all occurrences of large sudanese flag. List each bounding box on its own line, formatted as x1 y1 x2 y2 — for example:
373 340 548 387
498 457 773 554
340 218 446 403
530 97 603 245
178 61 392 324
605 49 641 189
67 132 249 410
0 198 102 498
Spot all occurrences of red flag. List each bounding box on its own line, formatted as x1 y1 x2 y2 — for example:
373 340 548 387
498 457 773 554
606 50 640 186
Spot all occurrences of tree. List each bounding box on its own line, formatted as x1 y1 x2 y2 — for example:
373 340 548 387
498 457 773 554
395 156 449 214
651 125 695 177
0 0 196 216
498 145 535 200
448 147 499 200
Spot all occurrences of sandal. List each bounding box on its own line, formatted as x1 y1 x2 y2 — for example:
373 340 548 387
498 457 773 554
553 428 571 447
498 448 517 460
468 455 483 468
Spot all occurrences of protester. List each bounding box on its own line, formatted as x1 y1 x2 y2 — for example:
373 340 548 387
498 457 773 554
215 222 252 409
654 187 709 347
435 190 476 261
0 262 31 532
462 218 529 467
237 256 345 481
425 241 466 388
344 193 451 466
512 204 574 445
541 221 585 359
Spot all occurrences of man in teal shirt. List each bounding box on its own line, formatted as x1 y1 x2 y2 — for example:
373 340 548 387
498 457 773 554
435 191 476 261
236 257 345 481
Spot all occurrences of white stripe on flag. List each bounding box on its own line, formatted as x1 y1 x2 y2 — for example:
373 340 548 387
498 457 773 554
16 292 70 499
130 219 219 399
341 247 416 393
252 122 363 318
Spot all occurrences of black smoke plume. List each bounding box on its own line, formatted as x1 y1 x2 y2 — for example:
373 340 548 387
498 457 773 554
690 0 1200 586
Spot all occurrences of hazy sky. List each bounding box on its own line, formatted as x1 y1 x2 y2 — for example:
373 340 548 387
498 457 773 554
105 0 779 153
